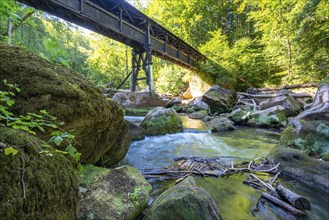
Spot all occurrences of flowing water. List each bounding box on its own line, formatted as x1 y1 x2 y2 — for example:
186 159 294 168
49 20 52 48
122 116 329 220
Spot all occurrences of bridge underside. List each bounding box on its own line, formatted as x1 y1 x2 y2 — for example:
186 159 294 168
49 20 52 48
19 0 207 92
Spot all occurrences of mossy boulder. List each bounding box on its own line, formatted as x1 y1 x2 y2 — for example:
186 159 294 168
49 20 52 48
124 107 156 116
0 45 130 164
247 106 287 127
201 85 237 114
268 146 329 191
79 165 152 220
0 127 79 219
140 107 183 136
280 120 329 158
143 177 221 220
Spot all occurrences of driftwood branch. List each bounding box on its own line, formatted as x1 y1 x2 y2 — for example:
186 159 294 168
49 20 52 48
276 183 311 210
238 92 312 99
261 192 306 216
252 83 318 92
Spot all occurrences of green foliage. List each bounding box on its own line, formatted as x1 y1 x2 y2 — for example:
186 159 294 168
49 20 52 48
0 80 81 169
155 65 188 96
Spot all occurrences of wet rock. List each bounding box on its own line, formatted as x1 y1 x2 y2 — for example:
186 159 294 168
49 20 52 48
268 146 329 192
166 97 182 108
113 91 166 108
202 85 237 114
0 127 79 219
259 96 302 116
188 98 210 112
188 110 208 120
206 117 235 132
127 120 146 141
0 45 129 164
79 165 151 220
140 107 183 136
143 177 221 220
247 106 287 127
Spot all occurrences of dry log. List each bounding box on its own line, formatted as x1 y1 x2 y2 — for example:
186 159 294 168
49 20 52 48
252 83 318 92
276 183 311 210
261 192 306 216
238 92 312 99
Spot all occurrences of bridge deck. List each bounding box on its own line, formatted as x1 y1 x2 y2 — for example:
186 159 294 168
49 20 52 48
19 0 207 71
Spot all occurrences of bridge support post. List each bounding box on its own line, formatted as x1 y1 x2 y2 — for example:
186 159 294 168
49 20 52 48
130 23 154 93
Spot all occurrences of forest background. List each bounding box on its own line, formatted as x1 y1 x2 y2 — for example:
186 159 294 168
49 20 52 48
0 0 328 94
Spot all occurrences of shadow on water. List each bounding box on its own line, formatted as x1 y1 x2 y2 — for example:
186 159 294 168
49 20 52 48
121 116 329 219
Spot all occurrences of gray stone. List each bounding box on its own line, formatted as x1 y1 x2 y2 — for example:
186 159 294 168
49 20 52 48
127 120 145 141
247 106 287 127
206 117 235 132
259 95 302 116
113 91 166 108
202 85 237 114
188 110 208 119
166 98 182 108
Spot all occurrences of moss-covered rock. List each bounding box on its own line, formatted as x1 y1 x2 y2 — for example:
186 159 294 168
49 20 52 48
0 127 79 219
140 107 183 136
96 121 131 167
0 45 130 164
143 177 221 220
247 106 287 127
201 85 236 114
268 146 329 191
229 108 249 124
280 120 329 157
79 165 151 220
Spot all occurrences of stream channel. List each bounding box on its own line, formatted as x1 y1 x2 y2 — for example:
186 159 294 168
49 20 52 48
121 116 329 220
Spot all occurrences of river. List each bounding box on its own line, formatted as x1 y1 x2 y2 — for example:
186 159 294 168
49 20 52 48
121 116 329 220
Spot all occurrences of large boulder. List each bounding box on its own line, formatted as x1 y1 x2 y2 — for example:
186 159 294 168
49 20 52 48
247 106 287 127
113 91 166 108
259 95 302 116
79 165 151 220
0 45 130 164
268 146 329 191
96 121 131 167
202 85 237 114
140 107 183 136
166 97 182 108
206 117 235 132
143 177 221 220
0 127 80 219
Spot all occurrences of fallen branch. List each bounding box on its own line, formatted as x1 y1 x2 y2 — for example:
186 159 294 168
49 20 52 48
238 92 312 99
261 192 306 216
276 183 311 210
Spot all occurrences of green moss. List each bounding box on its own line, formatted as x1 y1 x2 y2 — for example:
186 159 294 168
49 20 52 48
143 177 221 220
0 44 128 164
319 75 329 86
0 127 79 219
79 165 151 220
80 164 110 187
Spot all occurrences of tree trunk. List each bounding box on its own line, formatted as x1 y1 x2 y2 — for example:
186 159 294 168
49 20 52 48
7 18 13 45
286 37 292 79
